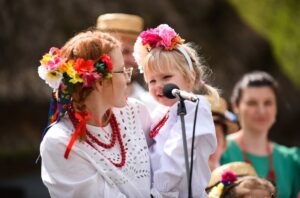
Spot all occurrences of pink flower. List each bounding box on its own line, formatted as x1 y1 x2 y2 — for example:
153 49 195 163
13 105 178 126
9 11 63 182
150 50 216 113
221 170 237 185
47 56 63 71
49 47 61 56
82 72 102 87
140 28 161 48
139 24 182 50
157 24 177 49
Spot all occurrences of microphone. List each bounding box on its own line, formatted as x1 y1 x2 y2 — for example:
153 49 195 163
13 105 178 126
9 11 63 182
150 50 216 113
163 83 198 102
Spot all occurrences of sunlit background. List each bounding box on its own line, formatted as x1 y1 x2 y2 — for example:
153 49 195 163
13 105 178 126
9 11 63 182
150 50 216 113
0 0 299 197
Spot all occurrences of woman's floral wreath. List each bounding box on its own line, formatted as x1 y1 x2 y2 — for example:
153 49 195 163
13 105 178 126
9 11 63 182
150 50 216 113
134 24 193 73
38 47 113 92
38 47 114 134
208 170 237 198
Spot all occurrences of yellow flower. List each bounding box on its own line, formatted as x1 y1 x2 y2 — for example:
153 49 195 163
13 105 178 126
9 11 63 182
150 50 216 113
208 183 224 198
40 53 52 65
69 74 83 84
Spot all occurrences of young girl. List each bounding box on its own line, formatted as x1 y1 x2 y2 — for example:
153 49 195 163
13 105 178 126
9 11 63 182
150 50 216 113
38 30 152 197
133 24 219 197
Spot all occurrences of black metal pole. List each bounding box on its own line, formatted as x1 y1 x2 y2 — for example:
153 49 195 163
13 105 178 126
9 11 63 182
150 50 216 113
177 98 192 198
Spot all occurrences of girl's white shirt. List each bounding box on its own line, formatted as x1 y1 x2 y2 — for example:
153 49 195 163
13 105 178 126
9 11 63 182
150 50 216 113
150 95 217 198
40 98 152 198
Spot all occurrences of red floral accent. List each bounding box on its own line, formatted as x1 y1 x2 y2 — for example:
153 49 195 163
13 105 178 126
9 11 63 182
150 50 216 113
74 58 95 74
221 170 237 184
100 54 113 72
82 72 102 87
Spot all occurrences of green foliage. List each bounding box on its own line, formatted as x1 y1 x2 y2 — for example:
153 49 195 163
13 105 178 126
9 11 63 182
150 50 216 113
229 0 300 87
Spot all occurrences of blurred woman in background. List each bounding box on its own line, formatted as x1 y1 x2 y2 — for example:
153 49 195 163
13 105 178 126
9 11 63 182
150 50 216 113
221 71 300 198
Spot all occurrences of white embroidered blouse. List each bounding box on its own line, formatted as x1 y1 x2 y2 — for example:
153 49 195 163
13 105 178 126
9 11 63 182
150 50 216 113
40 98 152 198
150 95 217 198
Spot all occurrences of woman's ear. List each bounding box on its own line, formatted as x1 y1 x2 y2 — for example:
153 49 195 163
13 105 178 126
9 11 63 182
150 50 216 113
94 80 103 92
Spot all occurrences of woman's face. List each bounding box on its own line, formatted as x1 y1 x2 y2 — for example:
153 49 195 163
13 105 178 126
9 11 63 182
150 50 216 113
145 68 192 106
235 86 277 134
102 47 128 108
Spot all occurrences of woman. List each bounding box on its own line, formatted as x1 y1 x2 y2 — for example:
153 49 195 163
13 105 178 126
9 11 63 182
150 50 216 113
221 71 300 198
38 30 151 197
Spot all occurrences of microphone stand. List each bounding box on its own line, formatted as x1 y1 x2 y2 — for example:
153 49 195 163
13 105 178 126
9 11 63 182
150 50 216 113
177 97 192 198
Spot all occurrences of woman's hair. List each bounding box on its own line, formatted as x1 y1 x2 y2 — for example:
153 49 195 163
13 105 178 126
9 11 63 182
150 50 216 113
134 40 219 100
231 71 278 106
221 176 276 198
60 29 120 111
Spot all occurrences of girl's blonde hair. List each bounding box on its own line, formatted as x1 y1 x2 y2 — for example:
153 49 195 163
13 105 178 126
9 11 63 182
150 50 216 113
133 37 219 101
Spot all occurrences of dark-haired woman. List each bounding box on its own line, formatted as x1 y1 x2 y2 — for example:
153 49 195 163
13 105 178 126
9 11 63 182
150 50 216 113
221 71 300 198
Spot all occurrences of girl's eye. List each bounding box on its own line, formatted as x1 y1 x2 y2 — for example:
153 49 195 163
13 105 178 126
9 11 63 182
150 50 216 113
149 79 156 84
163 75 172 80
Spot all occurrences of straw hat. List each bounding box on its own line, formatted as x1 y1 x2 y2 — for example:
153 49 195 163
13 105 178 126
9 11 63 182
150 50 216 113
96 13 144 35
208 162 257 188
206 95 239 133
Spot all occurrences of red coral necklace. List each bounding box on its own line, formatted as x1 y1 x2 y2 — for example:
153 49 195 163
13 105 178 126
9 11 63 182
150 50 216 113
68 108 126 168
149 110 169 138
240 139 276 184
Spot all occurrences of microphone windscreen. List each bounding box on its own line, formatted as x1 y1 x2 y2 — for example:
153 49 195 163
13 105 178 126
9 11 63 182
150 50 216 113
163 83 179 99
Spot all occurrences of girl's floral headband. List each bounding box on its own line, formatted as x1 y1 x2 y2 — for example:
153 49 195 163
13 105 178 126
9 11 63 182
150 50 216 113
208 170 237 198
38 47 113 92
136 24 193 72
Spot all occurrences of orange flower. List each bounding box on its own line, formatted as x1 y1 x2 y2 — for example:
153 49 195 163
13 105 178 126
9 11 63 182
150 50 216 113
74 58 95 74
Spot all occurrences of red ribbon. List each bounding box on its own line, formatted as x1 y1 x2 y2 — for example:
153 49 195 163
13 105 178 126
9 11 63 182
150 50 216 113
64 111 90 159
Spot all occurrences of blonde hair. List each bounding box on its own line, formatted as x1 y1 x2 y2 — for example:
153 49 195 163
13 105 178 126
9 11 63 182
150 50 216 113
133 38 219 100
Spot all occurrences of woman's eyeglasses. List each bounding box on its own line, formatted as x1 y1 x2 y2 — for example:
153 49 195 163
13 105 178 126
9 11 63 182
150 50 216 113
113 67 133 82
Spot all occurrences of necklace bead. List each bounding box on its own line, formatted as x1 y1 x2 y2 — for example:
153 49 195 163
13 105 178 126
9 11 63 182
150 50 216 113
68 107 126 168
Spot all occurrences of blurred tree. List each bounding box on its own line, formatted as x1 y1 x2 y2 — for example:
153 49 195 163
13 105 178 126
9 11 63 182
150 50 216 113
229 0 300 87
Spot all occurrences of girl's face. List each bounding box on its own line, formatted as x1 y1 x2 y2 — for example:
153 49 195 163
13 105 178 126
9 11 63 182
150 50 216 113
145 68 192 106
102 47 128 108
235 86 277 134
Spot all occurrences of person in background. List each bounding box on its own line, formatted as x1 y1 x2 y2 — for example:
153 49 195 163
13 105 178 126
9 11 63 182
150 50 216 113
38 29 152 197
206 96 239 170
134 24 219 198
206 162 276 198
221 71 300 198
97 13 158 110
